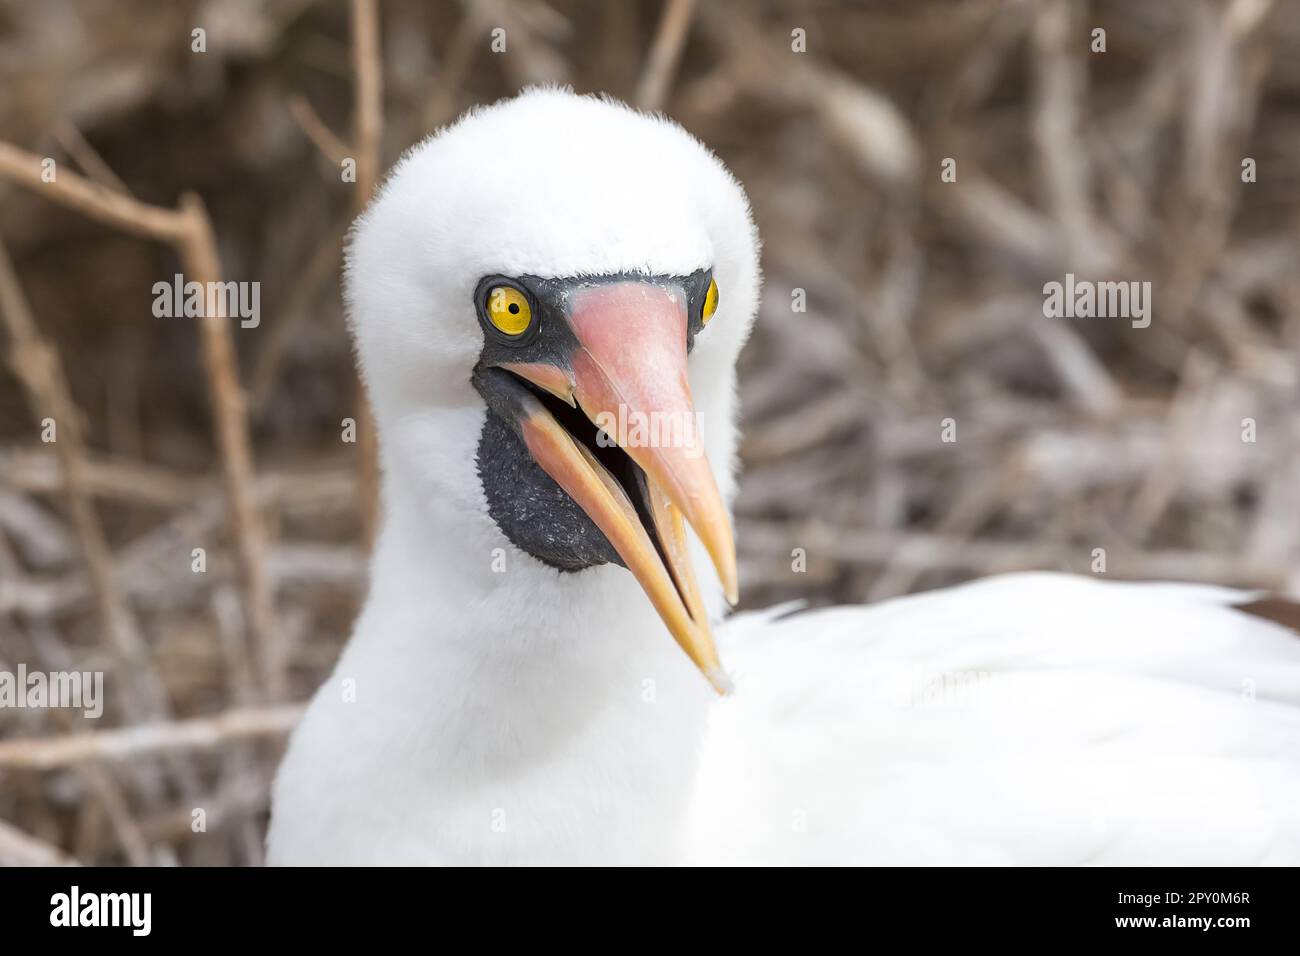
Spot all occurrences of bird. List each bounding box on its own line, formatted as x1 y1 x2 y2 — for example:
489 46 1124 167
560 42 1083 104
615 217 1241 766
266 88 1300 866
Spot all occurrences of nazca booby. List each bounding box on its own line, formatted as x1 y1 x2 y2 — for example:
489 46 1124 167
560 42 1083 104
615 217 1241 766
267 89 1300 866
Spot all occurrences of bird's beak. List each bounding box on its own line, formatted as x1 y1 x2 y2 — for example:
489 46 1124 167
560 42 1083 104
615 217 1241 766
494 280 736 693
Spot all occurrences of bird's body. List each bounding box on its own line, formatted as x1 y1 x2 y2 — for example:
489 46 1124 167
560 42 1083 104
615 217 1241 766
693 574 1300 865
267 89 1300 866
271 563 1300 865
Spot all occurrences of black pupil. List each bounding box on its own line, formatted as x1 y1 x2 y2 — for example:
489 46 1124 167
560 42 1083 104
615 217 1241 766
508 303 519 314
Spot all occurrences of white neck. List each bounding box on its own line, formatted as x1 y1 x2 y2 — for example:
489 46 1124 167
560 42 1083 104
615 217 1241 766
326 464 714 864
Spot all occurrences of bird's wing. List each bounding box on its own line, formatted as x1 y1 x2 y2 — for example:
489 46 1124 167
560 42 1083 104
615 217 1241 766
686 572 1300 865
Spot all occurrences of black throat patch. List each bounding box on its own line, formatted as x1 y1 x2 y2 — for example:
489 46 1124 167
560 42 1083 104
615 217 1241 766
476 409 622 571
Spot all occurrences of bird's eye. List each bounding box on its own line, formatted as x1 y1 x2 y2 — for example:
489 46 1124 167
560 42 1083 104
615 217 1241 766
702 277 719 324
485 285 533 336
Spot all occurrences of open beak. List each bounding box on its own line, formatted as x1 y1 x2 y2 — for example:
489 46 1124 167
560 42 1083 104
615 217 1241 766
486 280 736 693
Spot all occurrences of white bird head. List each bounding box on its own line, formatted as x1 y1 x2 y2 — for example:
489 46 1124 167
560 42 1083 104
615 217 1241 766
344 88 760 690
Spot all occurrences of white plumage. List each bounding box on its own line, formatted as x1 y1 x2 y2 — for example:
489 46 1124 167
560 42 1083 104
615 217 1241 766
267 89 1300 866
692 574 1300 864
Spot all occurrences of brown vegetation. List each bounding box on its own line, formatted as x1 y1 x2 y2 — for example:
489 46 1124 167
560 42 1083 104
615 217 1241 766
0 0 1296 864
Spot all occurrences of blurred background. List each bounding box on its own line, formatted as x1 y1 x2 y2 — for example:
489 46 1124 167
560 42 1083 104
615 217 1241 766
1 0 1298 864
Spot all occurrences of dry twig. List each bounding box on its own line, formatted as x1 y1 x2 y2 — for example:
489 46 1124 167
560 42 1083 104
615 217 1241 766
635 0 698 111
0 817 82 866
0 141 284 702
351 0 384 551
0 234 171 723
0 705 306 771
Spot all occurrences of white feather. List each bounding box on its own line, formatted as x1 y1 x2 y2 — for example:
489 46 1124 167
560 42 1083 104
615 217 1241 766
688 573 1300 865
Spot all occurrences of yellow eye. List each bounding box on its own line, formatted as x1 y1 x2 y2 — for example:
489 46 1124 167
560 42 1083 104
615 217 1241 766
486 285 532 336
702 277 719 324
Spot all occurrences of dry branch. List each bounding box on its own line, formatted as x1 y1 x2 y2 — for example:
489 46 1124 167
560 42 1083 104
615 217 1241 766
0 705 306 771
0 817 81 866
1 447 211 508
351 0 384 550
0 234 171 724
23 623 158 864
0 142 283 703
743 522 1291 591
52 119 131 195
0 143 188 242
176 193 284 702
288 95 350 167
636 0 698 111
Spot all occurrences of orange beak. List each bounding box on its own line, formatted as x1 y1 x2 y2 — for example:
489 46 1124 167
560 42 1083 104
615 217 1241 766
495 280 736 693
